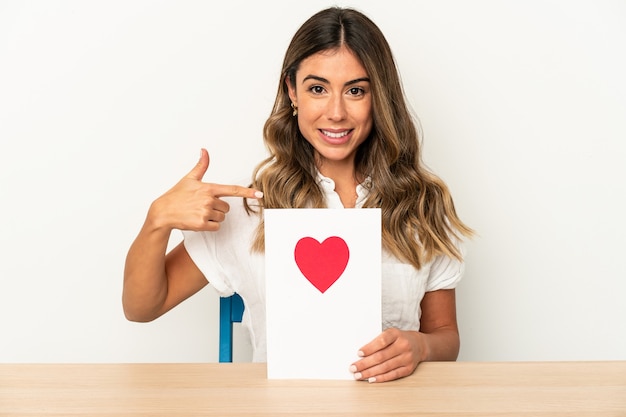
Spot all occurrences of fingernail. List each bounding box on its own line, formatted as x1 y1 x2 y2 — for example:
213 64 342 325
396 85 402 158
368 377 376 383
349 365 357 373
357 350 365 357
353 372 362 380
254 191 264 198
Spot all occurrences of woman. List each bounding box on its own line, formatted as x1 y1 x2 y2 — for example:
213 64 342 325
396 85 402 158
123 7 473 383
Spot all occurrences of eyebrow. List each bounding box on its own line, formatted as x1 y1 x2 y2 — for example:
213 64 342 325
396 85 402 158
302 75 370 86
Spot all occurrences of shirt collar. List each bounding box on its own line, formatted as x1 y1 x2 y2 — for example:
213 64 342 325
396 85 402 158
315 171 371 208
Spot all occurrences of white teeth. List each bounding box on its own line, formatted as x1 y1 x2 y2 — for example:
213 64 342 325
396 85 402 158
322 130 349 138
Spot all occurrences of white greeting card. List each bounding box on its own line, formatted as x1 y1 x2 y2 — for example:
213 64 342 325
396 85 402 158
264 208 382 380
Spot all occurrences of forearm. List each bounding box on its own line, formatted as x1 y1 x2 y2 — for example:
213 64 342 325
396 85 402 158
417 327 460 362
122 216 172 322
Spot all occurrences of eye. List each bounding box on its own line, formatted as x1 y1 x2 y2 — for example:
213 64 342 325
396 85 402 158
309 85 326 94
347 87 366 97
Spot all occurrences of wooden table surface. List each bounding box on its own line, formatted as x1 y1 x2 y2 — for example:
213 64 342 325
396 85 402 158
1 361 625 416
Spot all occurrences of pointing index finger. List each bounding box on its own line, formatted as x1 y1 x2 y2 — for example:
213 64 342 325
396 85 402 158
211 183 263 199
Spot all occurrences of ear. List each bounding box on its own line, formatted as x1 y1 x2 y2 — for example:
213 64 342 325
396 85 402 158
285 75 297 104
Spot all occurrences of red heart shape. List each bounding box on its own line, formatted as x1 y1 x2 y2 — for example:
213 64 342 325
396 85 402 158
294 236 350 293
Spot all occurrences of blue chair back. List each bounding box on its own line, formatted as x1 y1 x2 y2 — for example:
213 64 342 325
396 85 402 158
219 293 244 363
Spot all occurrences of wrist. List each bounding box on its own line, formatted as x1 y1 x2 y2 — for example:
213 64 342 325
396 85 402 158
417 328 460 362
413 331 431 363
144 201 174 237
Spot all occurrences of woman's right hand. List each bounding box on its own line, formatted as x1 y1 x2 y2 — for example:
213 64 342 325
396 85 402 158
122 149 262 322
147 148 263 233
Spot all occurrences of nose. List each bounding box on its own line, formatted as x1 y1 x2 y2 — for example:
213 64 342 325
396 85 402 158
325 94 347 121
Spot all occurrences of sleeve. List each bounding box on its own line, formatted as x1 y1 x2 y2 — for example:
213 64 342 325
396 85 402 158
182 230 235 297
425 237 467 292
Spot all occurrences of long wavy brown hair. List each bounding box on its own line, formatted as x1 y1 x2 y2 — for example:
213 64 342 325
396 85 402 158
245 7 473 269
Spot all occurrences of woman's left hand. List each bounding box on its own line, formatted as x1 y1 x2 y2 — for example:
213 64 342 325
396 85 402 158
349 328 425 383
351 289 460 383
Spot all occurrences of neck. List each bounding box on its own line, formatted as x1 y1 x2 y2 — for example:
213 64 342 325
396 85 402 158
316 154 362 183
318 166 361 208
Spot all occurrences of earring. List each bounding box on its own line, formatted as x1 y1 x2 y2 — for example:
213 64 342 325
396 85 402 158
291 102 298 116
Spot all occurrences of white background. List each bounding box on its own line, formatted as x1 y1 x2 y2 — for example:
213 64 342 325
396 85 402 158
1 0 624 363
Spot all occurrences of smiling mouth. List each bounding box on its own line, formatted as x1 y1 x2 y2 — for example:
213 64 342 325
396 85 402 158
321 129 351 138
